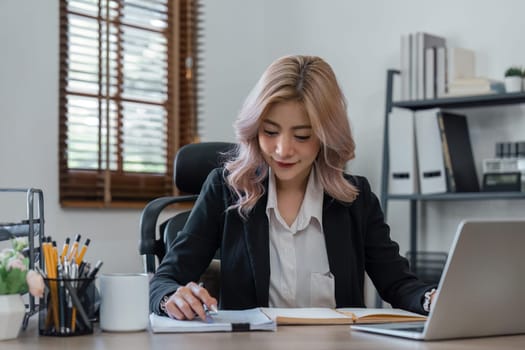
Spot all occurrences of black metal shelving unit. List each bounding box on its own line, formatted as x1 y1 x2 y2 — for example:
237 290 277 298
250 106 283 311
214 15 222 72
0 188 45 329
393 91 525 110
380 69 525 289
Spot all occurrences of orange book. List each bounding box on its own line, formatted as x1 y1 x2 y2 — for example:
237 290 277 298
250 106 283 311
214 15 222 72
261 307 427 325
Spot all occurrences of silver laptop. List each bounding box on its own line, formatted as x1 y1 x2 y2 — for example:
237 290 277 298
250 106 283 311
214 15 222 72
352 219 525 340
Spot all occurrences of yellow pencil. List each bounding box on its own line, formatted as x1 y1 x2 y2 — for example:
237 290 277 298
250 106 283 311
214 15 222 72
75 238 91 265
60 237 70 264
68 234 81 262
42 239 53 330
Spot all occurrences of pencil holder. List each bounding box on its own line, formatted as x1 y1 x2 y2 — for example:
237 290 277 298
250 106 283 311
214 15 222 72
39 277 98 336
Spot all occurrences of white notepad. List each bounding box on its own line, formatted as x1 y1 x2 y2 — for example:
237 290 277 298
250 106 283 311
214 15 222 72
149 307 276 333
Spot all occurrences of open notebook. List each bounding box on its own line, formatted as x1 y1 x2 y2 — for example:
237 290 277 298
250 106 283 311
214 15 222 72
261 307 426 325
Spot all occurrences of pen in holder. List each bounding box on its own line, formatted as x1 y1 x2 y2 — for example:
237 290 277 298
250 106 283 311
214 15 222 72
39 276 98 336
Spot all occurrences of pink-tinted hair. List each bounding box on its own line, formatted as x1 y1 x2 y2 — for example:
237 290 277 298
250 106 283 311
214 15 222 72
225 55 358 218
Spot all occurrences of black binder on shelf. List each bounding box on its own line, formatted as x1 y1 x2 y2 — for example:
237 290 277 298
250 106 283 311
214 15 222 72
415 108 479 194
437 111 480 192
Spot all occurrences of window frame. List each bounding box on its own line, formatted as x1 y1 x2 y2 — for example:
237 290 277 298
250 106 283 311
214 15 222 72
58 0 200 208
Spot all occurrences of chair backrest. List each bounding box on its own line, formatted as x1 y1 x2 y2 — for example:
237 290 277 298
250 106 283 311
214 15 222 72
174 142 237 194
139 142 236 273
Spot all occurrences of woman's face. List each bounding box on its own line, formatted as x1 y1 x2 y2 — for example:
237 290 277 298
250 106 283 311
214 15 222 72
258 101 321 189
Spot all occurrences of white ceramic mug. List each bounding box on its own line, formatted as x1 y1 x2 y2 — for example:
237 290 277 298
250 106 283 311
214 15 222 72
99 273 149 332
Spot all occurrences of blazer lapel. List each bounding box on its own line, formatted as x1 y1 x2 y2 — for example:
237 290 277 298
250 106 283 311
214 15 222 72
243 192 270 306
323 195 355 306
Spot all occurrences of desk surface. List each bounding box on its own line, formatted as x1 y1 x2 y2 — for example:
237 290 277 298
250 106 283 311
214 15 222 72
3 318 525 350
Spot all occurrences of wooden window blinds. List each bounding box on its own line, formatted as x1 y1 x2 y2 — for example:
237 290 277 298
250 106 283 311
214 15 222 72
59 0 201 208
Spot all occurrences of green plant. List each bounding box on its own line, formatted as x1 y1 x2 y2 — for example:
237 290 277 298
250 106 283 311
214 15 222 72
504 66 523 77
0 238 29 294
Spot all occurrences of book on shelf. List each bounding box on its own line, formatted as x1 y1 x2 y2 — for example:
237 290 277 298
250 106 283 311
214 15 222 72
448 47 475 83
425 47 436 100
445 77 505 96
400 34 412 101
416 32 446 100
408 45 480 99
149 308 276 333
260 307 427 325
410 33 417 100
436 47 447 98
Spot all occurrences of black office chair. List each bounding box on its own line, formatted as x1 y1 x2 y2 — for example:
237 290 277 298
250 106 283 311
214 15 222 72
139 142 236 298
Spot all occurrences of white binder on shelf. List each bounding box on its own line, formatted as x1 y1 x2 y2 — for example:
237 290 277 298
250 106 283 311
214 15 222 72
415 108 447 194
388 107 418 194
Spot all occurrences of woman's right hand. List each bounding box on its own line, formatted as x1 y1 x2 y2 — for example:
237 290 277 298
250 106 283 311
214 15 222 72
163 281 218 321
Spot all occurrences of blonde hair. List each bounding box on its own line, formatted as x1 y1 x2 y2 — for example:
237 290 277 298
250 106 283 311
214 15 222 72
225 55 358 218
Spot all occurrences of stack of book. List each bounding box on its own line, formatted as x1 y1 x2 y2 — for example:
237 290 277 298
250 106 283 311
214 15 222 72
446 77 504 96
400 32 446 101
400 33 503 100
444 47 504 96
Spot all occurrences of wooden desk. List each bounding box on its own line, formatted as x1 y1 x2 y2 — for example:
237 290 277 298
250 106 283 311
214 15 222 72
3 318 525 350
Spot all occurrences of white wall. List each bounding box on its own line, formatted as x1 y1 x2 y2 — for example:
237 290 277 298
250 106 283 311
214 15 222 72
2 0 525 302
200 0 525 304
202 0 525 245
0 0 144 273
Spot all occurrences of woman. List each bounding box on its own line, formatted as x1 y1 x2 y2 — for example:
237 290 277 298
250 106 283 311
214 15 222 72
150 55 436 321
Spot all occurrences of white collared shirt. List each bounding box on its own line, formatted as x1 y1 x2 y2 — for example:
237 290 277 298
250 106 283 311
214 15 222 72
266 167 336 308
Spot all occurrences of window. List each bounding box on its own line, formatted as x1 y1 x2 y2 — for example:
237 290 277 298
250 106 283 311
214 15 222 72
59 0 201 208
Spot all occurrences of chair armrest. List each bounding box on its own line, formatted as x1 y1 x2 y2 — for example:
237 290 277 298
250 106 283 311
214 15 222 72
138 195 197 257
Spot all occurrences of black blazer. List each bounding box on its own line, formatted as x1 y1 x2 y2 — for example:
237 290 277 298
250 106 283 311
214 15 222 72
150 168 433 315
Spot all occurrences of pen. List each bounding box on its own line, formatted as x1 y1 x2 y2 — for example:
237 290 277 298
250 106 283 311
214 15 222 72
204 303 218 315
63 260 72 333
57 264 67 334
79 261 90 278
78 260 103 296
63 279 92 332
87 260 103 279
198 282 218 316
